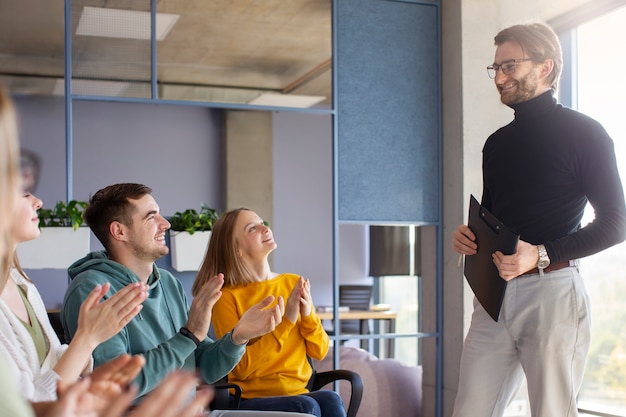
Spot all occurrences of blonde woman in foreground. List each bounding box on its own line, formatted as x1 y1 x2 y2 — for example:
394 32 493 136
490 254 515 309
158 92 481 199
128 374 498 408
0 185 148 401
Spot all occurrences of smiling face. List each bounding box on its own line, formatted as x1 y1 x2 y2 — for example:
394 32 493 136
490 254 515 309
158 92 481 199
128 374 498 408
12 192 43 245
493 41 550 106
123 194 171 262
234 209 277 263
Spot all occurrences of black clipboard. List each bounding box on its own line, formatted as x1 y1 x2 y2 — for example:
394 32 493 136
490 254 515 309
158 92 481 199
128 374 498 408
463 195 520 322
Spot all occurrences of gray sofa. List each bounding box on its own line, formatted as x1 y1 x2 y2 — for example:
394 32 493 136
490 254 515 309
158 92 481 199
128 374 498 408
313 346 423 417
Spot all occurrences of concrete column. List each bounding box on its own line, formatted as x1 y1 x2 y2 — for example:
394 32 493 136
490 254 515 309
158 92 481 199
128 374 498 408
223 110 274 227
441 0 467 415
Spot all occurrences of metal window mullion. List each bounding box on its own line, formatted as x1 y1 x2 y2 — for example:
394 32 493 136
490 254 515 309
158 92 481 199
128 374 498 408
64 0 73 201
151 0 157 99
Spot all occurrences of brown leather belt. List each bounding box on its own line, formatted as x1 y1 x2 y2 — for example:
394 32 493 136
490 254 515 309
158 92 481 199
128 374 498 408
524 260 577 276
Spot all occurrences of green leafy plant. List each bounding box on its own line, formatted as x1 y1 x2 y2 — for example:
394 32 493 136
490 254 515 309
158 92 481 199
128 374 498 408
37 200 88 230
169 203 219 234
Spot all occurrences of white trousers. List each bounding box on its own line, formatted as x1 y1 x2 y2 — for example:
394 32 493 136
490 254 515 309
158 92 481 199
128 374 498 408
452 266 591 417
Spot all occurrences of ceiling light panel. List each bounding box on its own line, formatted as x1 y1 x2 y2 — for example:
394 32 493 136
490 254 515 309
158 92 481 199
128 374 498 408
248 93 326 108
76 7 179 41
52 79 130 97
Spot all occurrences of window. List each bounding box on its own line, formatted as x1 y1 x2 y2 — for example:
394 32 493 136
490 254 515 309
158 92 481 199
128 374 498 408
564 5 626 415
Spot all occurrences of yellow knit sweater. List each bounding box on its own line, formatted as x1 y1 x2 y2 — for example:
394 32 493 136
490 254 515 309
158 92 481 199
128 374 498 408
212 273 329 398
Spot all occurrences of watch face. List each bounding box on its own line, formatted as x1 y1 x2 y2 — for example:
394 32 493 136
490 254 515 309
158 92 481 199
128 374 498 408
538 259 550 269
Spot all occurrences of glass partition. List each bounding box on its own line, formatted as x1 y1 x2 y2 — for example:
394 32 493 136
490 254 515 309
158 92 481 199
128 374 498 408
0 0 332 109
71 1 152 98
156 1 331 108
0 0 65 97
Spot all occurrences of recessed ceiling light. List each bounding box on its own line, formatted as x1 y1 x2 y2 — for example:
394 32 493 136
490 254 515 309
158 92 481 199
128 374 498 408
52 79 130 97
76 7 179 41
248 93 326 108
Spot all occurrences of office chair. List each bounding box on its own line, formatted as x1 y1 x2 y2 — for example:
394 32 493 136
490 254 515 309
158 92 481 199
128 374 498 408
338 285 373 336
210 357 363 417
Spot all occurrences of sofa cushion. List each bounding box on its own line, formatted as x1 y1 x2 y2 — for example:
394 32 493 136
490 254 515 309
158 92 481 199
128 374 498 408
313 346 422 417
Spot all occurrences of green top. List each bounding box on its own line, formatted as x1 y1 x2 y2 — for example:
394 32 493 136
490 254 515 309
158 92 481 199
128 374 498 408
17 285 49 365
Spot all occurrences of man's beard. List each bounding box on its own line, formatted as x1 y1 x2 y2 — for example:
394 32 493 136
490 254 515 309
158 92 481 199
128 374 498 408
131 240 169 262
500 71 539 106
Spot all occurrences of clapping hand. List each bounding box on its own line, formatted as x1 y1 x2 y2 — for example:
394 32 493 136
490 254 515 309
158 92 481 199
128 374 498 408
285 277 313 323
87 354 145 413
51 353 144 417
285 279 302 324
75 282 148 349
299 277 313 318
232 295 283 344
186 273 224 342
47 366 212 417
124 371 213 417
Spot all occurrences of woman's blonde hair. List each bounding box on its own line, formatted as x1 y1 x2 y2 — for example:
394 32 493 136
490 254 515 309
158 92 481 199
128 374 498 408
192 208 256 296
0 85 20 287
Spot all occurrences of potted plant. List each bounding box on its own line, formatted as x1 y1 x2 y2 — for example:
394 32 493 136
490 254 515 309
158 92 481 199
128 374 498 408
168 203 219 272
16 200 91 269
37 200 88 230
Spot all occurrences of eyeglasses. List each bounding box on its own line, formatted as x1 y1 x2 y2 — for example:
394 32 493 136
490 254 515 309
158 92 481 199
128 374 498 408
486 58 533 79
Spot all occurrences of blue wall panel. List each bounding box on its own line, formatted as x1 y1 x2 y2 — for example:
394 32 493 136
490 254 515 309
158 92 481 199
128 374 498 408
337 0 440 223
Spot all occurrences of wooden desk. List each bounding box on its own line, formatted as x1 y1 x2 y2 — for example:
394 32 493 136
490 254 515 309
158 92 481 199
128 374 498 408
317 310 397 358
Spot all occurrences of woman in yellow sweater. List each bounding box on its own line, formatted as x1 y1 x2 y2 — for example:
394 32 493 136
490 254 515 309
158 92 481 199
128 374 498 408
193 208 345 417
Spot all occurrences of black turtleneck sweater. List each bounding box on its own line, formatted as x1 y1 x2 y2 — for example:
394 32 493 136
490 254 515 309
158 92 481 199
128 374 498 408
482 90 626 264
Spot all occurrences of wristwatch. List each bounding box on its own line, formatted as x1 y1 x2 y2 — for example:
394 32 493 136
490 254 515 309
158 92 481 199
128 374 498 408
537 244 550 270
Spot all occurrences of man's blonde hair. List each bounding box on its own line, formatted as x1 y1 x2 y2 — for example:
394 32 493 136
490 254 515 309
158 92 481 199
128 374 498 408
495 22 563 93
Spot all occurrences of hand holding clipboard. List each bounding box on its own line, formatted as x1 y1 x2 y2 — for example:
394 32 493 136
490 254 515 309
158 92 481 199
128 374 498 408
463 195 520 321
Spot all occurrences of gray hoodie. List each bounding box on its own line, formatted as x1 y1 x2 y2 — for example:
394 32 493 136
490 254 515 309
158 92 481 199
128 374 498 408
62 251 244 398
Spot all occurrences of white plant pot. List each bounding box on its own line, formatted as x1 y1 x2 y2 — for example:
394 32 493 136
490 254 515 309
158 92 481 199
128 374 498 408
169 230 211 272
16 227 91 270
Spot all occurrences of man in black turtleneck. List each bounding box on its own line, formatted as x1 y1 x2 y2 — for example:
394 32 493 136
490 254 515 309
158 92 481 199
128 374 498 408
452 23 626 417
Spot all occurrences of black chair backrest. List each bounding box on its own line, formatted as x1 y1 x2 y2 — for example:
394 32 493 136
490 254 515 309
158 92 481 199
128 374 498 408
47 310 68 344
338 285 373 335
339 285 373 310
